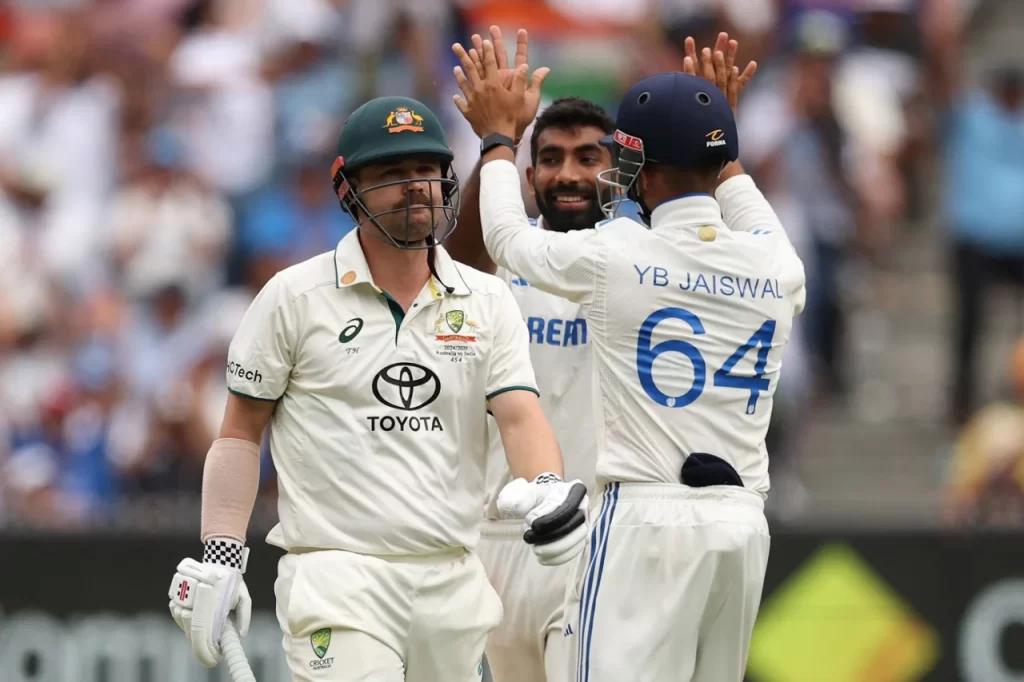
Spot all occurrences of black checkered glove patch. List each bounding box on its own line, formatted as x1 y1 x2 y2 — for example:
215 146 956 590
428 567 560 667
202 538 248 572
533 472 563 486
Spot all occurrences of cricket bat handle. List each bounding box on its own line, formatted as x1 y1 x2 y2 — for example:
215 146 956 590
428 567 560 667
221 618 257 682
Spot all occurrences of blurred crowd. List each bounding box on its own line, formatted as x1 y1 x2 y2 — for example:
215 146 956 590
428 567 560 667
0 0 1022 530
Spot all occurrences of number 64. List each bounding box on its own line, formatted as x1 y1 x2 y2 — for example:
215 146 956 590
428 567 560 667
636 307 777 414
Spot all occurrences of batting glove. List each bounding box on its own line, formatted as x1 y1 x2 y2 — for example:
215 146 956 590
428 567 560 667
497 473 589 566
168 538 252 668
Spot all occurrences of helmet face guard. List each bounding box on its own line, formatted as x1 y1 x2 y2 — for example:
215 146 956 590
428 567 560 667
597 129 648 221
333 158 461 250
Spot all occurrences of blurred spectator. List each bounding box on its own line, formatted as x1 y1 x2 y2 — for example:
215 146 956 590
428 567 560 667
112 289 250 497
943 338 1024 527
105 127 233 301
930 7 1024 426
0 283 65 450
117 279 208 406
167 0 275 200
0 8 119 293
4 379 117 528
740 10 865 399
345 0 451 111
834 0 917 225
238 157 355 290
258 3 349 168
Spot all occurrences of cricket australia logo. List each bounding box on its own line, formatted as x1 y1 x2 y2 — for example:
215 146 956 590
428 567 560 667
446 310 464 333
434 309 478 343
310 628 334 670
384 107 424 133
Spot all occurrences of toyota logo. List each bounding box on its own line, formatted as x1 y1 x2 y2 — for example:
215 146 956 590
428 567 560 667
372 362 441 411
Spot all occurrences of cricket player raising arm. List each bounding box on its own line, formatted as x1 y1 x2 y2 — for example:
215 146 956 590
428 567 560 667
446 28 620 682
449 28 768 682
165 95 591 682
452 35 806 682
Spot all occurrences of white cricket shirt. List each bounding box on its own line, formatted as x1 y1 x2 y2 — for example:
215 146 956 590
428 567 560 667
485 216 601 519
226 228 538 555
480 160 806 496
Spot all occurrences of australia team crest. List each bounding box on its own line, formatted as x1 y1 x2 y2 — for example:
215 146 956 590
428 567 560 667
384 107 425 133
434 309 477 342
446 310 465 333
433 309 479 361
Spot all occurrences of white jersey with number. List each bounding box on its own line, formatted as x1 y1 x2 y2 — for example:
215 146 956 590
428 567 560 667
485 216 601 518
225 229 538 555
480 162 806 495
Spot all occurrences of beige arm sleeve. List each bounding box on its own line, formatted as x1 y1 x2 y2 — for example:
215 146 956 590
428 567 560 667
200 438 261 543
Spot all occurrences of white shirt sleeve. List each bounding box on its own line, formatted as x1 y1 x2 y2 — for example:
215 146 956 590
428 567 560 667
485 283 539 401
715 174 787 235
716 174 807 316
225 274 297 401
479 159 603 303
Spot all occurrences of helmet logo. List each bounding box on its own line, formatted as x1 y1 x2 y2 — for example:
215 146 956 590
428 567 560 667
384 107 425 134
613 129 643 151
706 129 727 148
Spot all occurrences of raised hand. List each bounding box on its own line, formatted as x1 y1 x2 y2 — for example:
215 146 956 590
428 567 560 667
682 32 757 114
452 38 529 140
458 28 549 142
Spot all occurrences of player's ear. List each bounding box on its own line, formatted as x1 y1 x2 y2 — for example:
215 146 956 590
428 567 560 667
525 165 536 193
637 167 650 195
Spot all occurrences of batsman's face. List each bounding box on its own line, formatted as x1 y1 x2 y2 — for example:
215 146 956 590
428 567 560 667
355 157 446 243
528 125 612 233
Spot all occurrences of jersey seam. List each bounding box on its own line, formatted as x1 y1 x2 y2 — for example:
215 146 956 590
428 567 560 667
290 280 336 301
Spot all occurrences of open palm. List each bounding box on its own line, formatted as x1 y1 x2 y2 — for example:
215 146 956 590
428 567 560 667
466 26 549 141
682 32 758 115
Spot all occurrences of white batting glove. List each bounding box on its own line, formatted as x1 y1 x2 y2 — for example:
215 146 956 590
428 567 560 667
168 538 252 668
498 473 589 566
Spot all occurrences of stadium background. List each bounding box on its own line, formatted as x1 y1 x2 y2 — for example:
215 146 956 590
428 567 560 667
2 0 1024 680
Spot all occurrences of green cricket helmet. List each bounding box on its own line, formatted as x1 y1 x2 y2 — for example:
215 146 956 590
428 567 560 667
331 96 460 250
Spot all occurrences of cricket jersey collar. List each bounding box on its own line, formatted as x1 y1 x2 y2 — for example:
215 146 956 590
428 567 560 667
649 194 723 229
334 228 374 289
333 228 471 298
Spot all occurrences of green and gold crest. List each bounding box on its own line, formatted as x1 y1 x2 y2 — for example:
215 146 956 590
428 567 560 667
446 310 465 334
311 628 331 659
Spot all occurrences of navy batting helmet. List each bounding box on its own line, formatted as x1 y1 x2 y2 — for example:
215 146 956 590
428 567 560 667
598 72 738 220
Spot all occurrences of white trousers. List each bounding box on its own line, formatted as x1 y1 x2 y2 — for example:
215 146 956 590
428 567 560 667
477 520 576 682
565 483 770 682
275 548 502 681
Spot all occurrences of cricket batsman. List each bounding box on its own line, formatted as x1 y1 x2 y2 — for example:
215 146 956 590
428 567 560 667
164 95 591 682
452 36 805 682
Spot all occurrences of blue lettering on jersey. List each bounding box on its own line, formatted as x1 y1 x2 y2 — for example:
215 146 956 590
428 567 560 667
511 277 530 287
635 265 783 299
655 270 782 296
526 317 588 346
